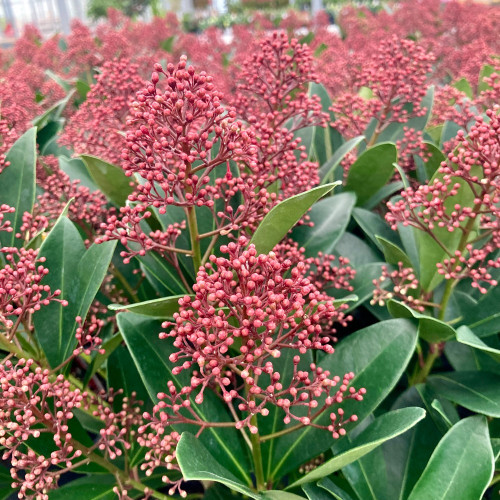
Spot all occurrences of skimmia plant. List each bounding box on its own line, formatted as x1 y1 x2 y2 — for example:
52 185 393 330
0 4 499 499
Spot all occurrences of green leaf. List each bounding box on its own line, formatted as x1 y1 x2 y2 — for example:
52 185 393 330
291 192 356 257
117 312 252 485
362 181 404 210
344 143 397 206
456 286 500 337
319 136 365 184
81 155 134 206
48 475 116 499
453 78 473 99
0 128 37 247
176 432 260 499
34 217 116 368
419 142 446 181
108 294 187 317
302 483 331 500
375 236 413 269
83 332 123 386
268 319 418 480
32 91 74 128
407 416 494 500
59 156 99 191
317 478 355 500
427 372 500 418
387 300 455 343
478 64 495 93
456 326 500 362
250 183 340 255
290 408 425 487
264 492 305 500
352 207 402 251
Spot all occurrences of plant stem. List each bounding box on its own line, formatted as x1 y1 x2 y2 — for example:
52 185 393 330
187 205 201 272
249 412 265 491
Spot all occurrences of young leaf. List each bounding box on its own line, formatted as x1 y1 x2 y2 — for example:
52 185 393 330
109 294 189 317
34 217 117 368
176 432 260 499
427 372 500 418
291 192 356 257
250 183 340 255
0 128 37 247
343 143 397 206
267 319 418 481
81 154 134 206
289 407 425 487
407 416 494 500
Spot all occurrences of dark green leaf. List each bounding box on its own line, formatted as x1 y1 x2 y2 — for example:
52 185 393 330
375 236 413 269
387 300 455 343
176 432 258 498
81 155 134 206
344 143 397 206
251 183 340 255
83 332 123 386
34 217 116 367
263 492 305 500
362 181 404 210
319 136 365 184
59 156 99 191
407 416 494 500
48 475 116 499
302 483 331 500
291 193 356 257
352 207 401 251
428 372 500 417
268 319 418 480
290 408 425 487
0 128 37 247
318 478 355 500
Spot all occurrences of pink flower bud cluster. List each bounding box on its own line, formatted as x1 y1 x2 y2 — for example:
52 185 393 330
122 56 257 210
387 108 500 293
151 237 363 436
234 32 327 201
330 37 434 140
0 204 15 232
61 58 146 165
0 359 86 499
74 315 105 357
371 263 425 312
18 170 109 241
0 247 66 332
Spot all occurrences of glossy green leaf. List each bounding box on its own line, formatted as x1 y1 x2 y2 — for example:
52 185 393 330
291 192 356 257
81 155 134 206
48 475 116 499
268 319 418 480
302 483 331 500
59 156 99 191
290 408 425 487
444 340 500 375
333 232 381 268
251 183 340 255
0 128 37 247
176 432 259 499
344 143 397 206
428 371 500 418
83 332 123 386
319 136 365 184
456 326 500 362
33 91 74 128
109 294 188 317
352 207 402 251
318 478 355 500
375 236 413 269
407 416 494 500
420 142 446 180
387 300 455 343
362 180 404 210
264 492 305 500
117 312 252 485
456 286 500 337
34 217 117 368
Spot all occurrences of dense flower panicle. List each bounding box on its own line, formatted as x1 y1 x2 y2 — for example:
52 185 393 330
387 108 500 293
60 58 146 164
18 170 109 241
234 32 326 201
0 247 66 332
330 37 434 142
64 20 99 76
155 237 363 435
0 359 86 499
371 263 425 312
123 56 257 209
